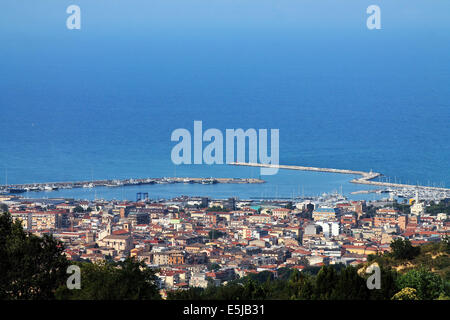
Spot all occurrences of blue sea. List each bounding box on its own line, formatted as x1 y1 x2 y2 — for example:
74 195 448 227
0 1 449 200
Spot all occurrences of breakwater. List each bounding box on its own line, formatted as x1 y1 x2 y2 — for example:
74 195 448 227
0 176 265 194
231 162 450 193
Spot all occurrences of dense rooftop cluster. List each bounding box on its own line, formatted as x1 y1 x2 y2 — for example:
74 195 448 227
1 192 449 296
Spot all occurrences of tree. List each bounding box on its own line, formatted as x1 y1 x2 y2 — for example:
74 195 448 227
73 205 85 213
368 265 399 300
0 203 8 213
208 229 224 240
0 212 69 299
313 266 337 300
331 266 369 300
247 271 274 284
55 258 161 300
390 238 420 260
167 287 204 300
440 236 450 254
296 276 314 300
396 268 444 300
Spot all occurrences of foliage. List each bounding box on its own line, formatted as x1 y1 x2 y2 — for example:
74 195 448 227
168 264 395 300
0 210 161 300
55 258 161 300
392 201 411 214
389 238 420 260
396 268 444 300
0 211 69 299
370 239 450 283
425 201 450 215
208 229 225 240
73 205 85 213
391 287 419 300
0 204 8 213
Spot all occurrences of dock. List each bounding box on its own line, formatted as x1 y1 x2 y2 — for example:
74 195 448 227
231 162 450 193
0 176 265 194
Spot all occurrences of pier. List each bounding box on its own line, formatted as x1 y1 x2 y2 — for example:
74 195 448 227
231 162 450 195
0 176 265 194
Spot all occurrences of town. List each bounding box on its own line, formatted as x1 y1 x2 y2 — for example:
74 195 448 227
1 189 449 298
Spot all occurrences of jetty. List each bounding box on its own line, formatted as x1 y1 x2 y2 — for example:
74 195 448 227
231 162 450 193
0 176 265 194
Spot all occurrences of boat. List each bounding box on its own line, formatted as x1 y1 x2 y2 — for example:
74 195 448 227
201 178 217 185
44 185 58 191
7 188 26 194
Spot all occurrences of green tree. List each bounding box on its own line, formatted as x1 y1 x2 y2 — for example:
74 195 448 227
55 258 161 300
167 286 204 300
287 269 313 300
368 265 399 300
396 268 444 300
313 266 337 300
73 205 85 213
0 203 8 213
208 229 224 240
331 266 369 300
0 211 69 300
390 238 420 260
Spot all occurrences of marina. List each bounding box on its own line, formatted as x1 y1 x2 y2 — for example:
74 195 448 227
231 162 450 201
0 176 265 195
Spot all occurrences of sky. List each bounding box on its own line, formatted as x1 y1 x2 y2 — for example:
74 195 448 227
1 1 450 37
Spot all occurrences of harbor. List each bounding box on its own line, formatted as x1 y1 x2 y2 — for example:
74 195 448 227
0 176 265 195
231 162 450 201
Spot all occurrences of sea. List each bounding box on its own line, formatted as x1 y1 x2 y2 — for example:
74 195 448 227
0 1 449 201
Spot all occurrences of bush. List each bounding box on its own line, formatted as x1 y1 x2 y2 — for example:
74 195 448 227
391 287 419 300
396 268 444 300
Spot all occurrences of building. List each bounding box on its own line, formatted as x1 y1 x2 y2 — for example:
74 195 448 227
127 212 150 226
271 208 291 219
189 273 209 288
312 208 337 221
153 251 186 266
97 234 133 253
11 211 32 231
316 221 340 238
31 211 67 230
